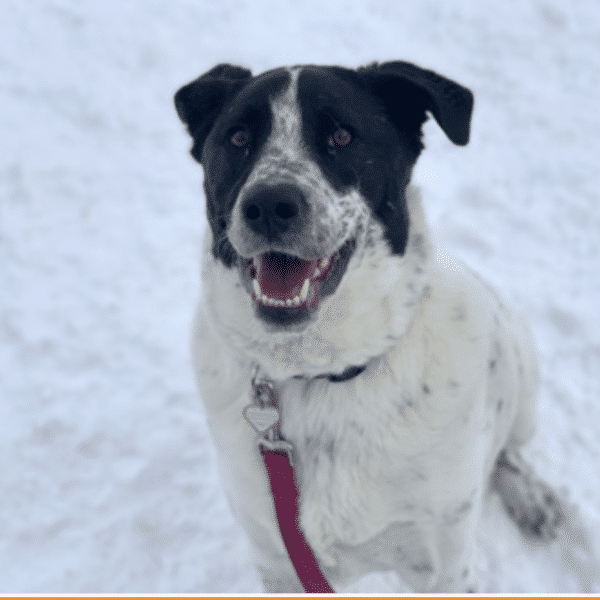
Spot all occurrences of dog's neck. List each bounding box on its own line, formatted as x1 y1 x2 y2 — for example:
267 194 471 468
202 186 432 380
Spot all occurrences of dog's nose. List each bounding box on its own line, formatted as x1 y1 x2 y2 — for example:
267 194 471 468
241 184 307 241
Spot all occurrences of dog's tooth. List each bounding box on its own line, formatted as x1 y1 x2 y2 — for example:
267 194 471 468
253 279 261 297
259 292 289 307
312 257 330 279
292 296 300 306
300 278 310 301
286 299 293 307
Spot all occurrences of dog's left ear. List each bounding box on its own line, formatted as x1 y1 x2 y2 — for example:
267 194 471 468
358 61 474 146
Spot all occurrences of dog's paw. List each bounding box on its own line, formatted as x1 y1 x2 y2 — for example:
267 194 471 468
492 449 563 541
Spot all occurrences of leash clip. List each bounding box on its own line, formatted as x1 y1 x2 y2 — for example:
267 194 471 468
243 365 294 463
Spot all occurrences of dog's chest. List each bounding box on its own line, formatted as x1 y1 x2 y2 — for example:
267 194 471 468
276 367 439 556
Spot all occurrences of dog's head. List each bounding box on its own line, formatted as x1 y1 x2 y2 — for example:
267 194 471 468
175 62 472 371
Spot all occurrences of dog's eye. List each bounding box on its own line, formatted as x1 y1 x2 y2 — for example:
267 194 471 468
230 129 250 148
327 128 352 149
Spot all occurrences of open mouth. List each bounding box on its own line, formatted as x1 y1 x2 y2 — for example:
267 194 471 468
241 239 355 325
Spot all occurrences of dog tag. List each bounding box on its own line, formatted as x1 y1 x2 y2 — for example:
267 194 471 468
243 404 280 434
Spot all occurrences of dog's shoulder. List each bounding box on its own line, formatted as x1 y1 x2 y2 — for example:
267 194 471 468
392 243 506 396
426 247 501 337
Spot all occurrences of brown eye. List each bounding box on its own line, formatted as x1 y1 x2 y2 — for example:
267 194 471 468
328 128 352 148
230 129 249 148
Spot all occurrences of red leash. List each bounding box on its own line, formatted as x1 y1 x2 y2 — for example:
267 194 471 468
244 368 334 593
261 447 334 593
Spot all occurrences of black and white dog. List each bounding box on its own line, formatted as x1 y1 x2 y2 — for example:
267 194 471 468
175 62 562 593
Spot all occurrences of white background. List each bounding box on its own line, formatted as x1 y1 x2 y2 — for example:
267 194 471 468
1 0 599 592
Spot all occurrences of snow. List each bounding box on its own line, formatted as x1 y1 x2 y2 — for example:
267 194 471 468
1 0 599 593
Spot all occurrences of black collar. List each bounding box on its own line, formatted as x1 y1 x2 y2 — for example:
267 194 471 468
294 364 367 383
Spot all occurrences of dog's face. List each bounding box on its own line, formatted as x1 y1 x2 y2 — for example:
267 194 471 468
175 62 472 342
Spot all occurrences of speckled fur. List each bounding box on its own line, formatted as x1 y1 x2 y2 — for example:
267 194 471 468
189 66 554 593
228 69 368 261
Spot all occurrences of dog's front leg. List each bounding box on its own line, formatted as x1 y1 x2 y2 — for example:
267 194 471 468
192 310 308 592
388 437 486 592
423 466 485 592
391 512 479 593
428 515 479 593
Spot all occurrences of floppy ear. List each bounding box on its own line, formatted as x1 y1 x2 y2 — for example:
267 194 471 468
358 61 474 146
174 63 253 162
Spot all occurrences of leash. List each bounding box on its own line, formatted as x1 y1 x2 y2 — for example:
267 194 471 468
243 366 335 593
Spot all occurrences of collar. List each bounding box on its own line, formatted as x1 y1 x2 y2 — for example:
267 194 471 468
294 363 367 383
243 362 366 452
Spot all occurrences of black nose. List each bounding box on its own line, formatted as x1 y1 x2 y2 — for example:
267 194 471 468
241 183 307 241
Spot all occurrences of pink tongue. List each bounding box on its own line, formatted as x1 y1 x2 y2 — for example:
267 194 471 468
257 253 319 300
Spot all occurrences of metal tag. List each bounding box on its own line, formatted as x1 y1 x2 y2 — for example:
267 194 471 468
243 404 280 434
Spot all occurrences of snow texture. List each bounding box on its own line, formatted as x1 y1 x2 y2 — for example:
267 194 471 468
1 0 599 593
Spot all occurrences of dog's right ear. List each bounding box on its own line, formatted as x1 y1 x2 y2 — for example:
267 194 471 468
174 64 253 162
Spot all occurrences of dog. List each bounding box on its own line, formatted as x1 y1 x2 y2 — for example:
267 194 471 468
174 61 563 593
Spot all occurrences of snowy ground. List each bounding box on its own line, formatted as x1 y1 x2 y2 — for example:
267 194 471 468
1 0 599 593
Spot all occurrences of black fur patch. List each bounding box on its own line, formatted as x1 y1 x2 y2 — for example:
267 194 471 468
174 61 473 267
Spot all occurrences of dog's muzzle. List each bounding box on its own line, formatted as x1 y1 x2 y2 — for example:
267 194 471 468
232 183 356 327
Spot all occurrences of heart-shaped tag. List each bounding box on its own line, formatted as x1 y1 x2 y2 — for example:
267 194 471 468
243 405 280 434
